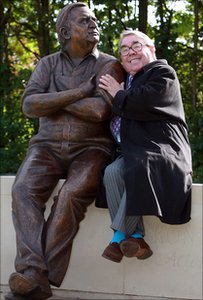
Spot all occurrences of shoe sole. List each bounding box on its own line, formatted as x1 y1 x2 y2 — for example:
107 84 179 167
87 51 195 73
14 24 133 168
101 253 122 263
137 248 153 259
9 273 38 295
5 292 27 300
26 287 52 300
120 240 153 259
120 240 139 257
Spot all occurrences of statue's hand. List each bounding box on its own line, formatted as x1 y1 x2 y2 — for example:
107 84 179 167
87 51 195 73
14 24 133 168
79 74 96 97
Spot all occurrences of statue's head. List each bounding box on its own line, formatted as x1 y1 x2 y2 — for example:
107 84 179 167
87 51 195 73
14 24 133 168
56 2 99 49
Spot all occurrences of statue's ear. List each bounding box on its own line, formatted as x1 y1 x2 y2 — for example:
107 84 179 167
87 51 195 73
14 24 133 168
59 27 70 40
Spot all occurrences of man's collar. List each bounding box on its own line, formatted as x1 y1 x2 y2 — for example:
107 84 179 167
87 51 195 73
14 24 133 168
130 59 168 79
143 59 168 72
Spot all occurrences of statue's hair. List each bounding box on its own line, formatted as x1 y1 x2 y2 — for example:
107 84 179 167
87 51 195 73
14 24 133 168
56 2 87 46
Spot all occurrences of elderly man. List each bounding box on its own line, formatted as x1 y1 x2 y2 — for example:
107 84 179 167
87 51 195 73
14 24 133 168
6 3 124 299
99 30 192 263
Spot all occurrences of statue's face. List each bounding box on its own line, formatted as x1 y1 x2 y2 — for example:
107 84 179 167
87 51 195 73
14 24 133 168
69 6 100 45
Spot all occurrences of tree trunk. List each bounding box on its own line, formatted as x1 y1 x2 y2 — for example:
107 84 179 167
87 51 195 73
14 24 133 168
155 0 173 58
0 1 10 66
34 0 50 57
138 0 148 33
192 0 199 109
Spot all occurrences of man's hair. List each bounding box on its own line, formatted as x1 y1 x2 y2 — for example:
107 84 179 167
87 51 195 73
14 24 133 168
119 29 154 49
56 2 87 46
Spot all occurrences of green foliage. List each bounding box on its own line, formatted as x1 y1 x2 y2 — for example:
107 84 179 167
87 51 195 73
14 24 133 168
0 0 203 183
0 64 37 174
94 0 138 56
187 107 203 183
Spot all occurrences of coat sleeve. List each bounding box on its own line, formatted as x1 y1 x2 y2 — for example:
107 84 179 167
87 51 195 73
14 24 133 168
112 64 182 121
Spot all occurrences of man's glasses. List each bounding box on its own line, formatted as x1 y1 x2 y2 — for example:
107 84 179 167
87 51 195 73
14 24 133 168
120 42 144 56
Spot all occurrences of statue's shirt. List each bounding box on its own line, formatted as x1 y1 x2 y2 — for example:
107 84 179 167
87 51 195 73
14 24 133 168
22 50 125 154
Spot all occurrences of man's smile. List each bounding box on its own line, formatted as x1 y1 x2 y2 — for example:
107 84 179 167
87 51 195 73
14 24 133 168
129 57 140 63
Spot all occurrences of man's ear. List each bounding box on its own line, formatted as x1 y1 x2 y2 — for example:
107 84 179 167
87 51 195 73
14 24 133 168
59 27 71 40
149 45 156 59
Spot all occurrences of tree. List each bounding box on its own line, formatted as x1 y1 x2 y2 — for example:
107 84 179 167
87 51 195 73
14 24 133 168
0 0 202 182
0 0 37 173
138 0 148 33
191 0 200 109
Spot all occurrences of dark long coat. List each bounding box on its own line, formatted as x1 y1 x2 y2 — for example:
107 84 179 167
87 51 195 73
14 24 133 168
112 60 192 225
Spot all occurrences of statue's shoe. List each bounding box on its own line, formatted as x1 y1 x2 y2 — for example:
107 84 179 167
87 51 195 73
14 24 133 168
4 292 27 300
8 269 52 299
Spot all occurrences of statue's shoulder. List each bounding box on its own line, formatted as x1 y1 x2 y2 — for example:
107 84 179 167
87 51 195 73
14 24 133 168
96 52 125 80
39 51 61 63
36 51 62 71
98 51 118 64
96 52 123 73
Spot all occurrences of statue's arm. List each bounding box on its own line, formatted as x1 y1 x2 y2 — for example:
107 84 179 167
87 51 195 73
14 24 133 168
21 59 95 118
63 61 125 122
22 82 94 118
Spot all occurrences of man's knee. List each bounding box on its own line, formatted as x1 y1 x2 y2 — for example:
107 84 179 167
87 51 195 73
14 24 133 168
103 159 124 184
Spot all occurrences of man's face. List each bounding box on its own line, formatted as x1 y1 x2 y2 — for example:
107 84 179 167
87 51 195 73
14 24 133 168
69 6 100 45
120 34 155 75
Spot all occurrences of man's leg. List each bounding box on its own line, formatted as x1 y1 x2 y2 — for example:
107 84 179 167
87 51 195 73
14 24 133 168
44 149 109 287
103 156 144 236
102 156 152 262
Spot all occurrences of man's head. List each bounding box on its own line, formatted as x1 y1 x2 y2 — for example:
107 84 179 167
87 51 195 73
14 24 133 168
119 30 156 75
56 2 99 51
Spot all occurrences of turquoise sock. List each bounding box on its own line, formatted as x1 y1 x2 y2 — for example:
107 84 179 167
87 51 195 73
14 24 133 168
110 230 126 244
131 232 143 239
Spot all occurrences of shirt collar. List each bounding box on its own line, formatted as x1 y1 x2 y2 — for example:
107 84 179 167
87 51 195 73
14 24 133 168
60 47 99 60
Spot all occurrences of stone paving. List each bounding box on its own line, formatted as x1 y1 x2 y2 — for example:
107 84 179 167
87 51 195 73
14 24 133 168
0 291 190 300
0 285 196 300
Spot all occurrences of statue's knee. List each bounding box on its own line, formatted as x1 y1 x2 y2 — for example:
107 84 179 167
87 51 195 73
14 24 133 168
12 181 26 201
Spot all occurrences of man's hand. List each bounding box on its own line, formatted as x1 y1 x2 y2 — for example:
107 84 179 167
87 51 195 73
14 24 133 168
79 74 96 98
99 74 124 98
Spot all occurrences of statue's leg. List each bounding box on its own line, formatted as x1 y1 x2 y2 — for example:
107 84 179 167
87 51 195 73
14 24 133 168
44 149 109 287
10 146 63 297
